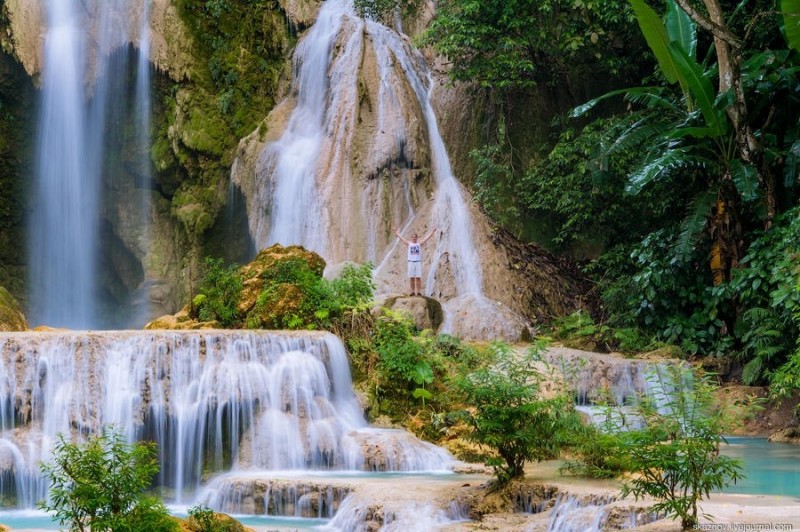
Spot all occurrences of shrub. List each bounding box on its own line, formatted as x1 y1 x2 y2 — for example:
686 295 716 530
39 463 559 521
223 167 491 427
330 262 376 308
615 366 744 530
456 341 582 485
195 257 243 327
186 504 246 532
39 428 177 532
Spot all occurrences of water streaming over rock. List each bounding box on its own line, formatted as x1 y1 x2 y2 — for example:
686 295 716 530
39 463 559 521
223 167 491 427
28 0 152 329
0 330 454 509
244 0 482 303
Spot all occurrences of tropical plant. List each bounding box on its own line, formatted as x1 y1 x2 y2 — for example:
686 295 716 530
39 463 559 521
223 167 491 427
194 257 243 326
186 504 246 532
614 366 743 530
456 341 582 484
353 0 420 23
330 262 376 307
39 428 177 532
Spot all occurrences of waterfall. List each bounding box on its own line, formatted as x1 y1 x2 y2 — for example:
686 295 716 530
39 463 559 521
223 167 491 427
249 0 483 300
0 331 454 509
29 0 96 329
28 0 152 329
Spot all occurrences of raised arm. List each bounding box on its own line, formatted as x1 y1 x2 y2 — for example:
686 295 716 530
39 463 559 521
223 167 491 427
393 226 411 245
420 227 437 244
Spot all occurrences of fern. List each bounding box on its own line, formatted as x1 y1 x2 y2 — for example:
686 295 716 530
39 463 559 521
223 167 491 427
674 189 717 262
739 307 793 385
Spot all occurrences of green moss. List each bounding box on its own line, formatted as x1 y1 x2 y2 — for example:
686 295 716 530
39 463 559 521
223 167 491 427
149 1 294 246
0 285 27 331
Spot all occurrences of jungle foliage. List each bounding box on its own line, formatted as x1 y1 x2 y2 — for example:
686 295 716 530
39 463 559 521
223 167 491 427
423 0 641 88
428 0 800 395
455 341 582 484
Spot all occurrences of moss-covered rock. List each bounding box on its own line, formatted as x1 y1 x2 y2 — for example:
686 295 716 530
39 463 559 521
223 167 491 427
0 285 27 331
146 244 327 330
179 509 254 532
237 244 326 312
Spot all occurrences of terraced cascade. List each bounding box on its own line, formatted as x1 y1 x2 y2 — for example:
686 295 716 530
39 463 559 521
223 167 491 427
0 330 456 519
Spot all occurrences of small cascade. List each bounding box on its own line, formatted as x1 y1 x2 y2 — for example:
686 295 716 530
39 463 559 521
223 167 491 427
545 347 686 429
321 492 469 532
29 0 152 329
0 330 454 509
547 493 616 532
199 474 354 518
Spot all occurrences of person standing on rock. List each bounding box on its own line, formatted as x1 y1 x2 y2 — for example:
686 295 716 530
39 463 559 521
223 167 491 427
393 226 437 296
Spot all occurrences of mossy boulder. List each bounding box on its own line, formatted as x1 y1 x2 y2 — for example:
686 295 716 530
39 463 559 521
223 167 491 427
146 244 326 330
179 510 254 532
238 244 325 312
0 285 27 331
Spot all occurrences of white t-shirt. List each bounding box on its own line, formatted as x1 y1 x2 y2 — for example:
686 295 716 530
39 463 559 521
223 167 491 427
408 243 421 262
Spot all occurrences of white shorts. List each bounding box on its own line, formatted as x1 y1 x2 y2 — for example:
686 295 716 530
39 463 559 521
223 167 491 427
408 261 422 278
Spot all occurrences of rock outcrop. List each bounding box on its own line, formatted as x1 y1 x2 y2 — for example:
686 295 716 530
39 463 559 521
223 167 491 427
0 286 26 331
146 243 325 330
379 294 444 332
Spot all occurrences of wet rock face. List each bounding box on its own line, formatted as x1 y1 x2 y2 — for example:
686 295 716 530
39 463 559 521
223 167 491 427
0 286 27 331
204 477 354 518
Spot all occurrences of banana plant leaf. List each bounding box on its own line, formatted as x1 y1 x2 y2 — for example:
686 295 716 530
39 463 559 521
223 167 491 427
628 0 682 85
781 0 800 53
668 42 727 136
665 0 697 59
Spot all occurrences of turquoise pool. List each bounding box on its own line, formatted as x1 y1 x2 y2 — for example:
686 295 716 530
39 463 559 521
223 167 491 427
719 436 800 497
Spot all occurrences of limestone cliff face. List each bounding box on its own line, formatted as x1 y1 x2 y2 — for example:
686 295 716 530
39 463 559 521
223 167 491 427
230 4 590 340
3 0 44 78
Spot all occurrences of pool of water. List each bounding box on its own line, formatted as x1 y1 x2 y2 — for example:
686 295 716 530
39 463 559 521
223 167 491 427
719 436 800 497
0 510 328 531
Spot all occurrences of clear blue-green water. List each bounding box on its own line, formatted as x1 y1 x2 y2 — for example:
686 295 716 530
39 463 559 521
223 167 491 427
1 439 797 529
719 437 800 497
0 510 327 531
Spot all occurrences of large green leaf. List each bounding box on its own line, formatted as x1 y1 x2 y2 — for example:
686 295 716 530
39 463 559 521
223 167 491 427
628 0 681 85
665 0 696 59
626 146 696 194
668 42 727 135
731 160 759 202
781 0 800 53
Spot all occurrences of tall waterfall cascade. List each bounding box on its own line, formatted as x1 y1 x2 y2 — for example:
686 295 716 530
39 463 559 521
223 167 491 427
233 0 531 340
0 330 455 511
29 0 152 330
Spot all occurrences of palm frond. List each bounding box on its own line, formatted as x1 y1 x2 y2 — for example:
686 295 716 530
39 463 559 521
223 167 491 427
674 189 717 262
626 146 696 194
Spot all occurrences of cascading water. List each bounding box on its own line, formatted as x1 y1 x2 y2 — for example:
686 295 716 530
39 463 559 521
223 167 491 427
249 0 483 302
0 331 454 511
28 0 152 329
29 0 96 329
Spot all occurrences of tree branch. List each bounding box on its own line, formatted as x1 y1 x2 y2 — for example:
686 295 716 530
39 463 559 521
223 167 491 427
672 0 743 48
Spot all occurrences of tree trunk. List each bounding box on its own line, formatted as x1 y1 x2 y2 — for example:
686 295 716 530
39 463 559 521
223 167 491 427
698 0 776 226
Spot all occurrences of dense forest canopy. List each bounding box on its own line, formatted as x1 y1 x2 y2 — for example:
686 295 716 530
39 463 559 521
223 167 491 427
357 0 800 395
